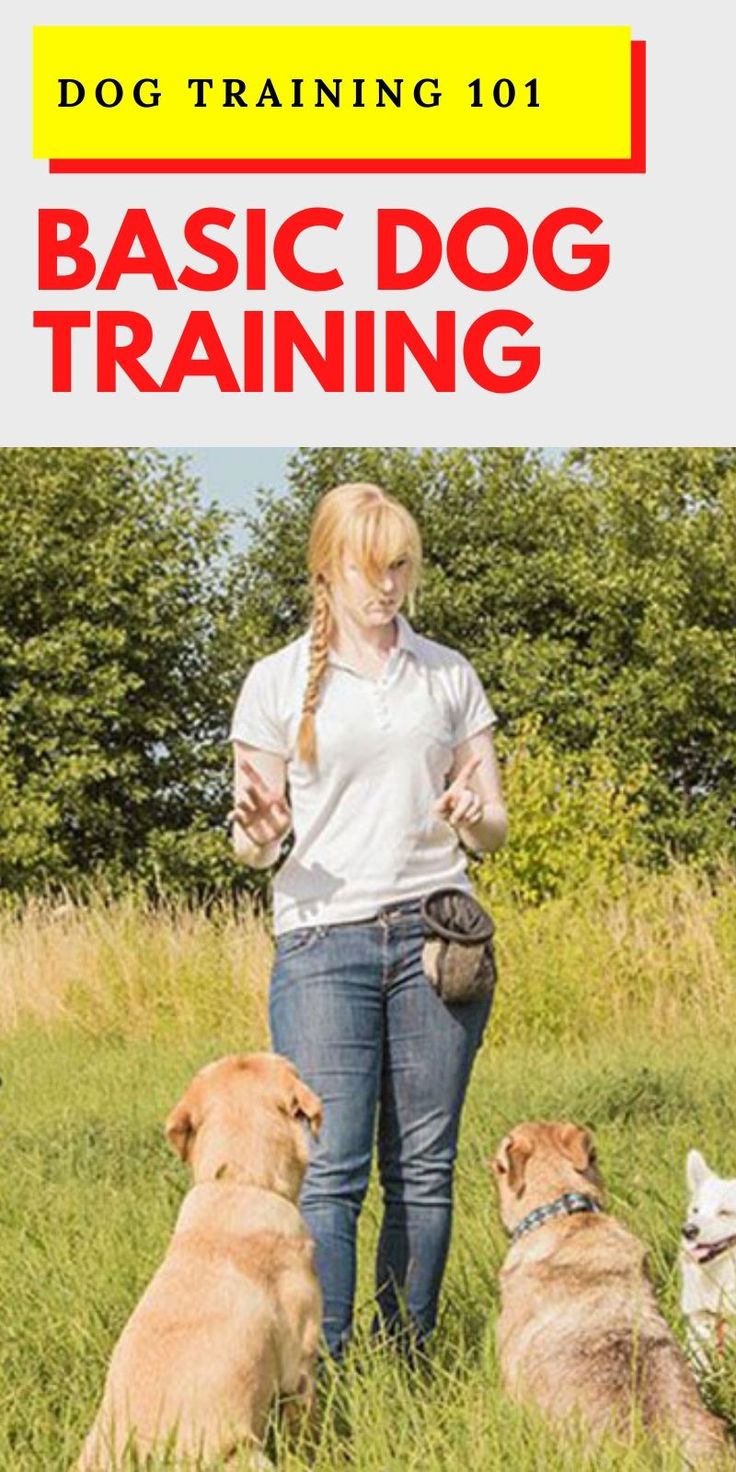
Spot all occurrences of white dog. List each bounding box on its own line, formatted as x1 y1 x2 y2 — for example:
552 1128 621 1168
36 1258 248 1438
681 1149 736 1364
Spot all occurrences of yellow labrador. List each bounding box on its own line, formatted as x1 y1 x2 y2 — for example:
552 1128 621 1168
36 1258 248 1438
78 1053 323 1470
491 1121 728 1467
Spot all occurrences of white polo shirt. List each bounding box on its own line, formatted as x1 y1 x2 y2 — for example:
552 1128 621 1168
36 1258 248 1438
230 615 495 934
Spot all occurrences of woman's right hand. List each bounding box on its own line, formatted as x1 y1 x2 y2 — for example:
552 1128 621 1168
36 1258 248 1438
229 756 293 849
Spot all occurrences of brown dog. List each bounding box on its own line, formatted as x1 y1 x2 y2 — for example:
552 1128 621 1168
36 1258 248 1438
78 1053 323 1471
491 1121 728 1466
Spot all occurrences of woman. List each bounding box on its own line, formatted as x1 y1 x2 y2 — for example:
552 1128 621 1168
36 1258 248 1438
229 483 507 1358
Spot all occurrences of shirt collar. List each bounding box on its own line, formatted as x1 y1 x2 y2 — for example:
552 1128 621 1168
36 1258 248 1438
395 614 421 660
320 614 422 672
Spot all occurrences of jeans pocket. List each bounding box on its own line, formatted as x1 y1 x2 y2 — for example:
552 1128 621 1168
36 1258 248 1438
275 926 322 958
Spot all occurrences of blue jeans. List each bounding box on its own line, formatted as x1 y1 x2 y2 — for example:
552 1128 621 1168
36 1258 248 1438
269 898 492 1358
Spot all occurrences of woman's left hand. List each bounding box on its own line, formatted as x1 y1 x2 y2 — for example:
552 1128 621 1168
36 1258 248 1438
433 754 484 830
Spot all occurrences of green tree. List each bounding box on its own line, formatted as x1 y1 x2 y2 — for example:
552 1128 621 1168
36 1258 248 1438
0 448 234 893
229 447 736 864
563 448 736 857
4 446 734 899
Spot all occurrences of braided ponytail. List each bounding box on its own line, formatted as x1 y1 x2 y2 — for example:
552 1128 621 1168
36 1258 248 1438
297 576 332 765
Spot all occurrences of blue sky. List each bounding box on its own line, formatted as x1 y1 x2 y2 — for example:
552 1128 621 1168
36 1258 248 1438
165 447 565 520
165 447 293 514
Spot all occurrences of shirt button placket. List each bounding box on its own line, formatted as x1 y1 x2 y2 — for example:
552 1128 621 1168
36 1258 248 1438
375 681 391 731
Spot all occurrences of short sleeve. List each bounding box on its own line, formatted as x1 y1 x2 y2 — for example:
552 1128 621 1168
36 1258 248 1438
229 659 289 757
450 657 497 745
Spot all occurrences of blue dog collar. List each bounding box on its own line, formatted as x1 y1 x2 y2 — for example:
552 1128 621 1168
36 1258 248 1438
511 1191 603 1243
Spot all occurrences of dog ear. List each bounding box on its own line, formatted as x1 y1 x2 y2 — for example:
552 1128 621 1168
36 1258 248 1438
557 1123 596 1173
165 1092 201 1162
687 1149 712 1192
287 1078 323 1140
492 1130 533 1195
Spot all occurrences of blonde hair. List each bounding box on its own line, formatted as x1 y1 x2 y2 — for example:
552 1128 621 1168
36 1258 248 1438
297 483 422 764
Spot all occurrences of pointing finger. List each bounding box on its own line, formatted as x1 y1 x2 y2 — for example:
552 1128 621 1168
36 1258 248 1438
239 757 270 793
452 752 483 788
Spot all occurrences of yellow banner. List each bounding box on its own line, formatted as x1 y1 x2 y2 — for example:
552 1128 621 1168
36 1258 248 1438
33 25 632 162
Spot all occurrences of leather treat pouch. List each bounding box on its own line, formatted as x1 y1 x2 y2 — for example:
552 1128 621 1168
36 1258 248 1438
420 887 496 1004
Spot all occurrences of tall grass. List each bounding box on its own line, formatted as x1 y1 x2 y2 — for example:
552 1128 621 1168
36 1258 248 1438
0 891 271 1043
1 867 736 1469
3 864 734 1045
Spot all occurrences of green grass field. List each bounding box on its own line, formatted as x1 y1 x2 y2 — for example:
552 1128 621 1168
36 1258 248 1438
2 869 736 1470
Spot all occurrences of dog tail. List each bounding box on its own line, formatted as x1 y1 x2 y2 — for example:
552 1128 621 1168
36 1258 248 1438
641 1338 730 1467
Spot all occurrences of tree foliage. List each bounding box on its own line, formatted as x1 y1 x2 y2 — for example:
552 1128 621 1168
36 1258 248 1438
1 446 734 898
0 449 234 893
230 447 736 865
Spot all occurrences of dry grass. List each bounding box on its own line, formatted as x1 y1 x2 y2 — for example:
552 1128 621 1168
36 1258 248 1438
0 892 271 1042
2 865 734 1047
486 862 736 1041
